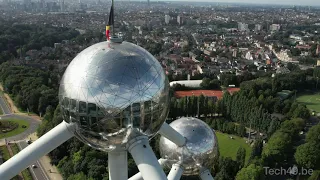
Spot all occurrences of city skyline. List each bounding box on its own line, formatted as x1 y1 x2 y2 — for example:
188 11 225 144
153 0 320 6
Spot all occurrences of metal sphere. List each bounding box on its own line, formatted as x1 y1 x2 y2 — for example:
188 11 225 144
159 117 219 175
59 41 169 152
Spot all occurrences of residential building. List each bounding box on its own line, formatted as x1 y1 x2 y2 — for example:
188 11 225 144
270 24 281 31
255 24 262 31
238 22 249 32
177 15 183 25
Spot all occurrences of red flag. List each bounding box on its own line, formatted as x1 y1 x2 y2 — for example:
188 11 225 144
106 25 110 40
106 1 114 40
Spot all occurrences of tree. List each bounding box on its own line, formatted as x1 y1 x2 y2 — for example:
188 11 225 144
308 170 320 180
216 157 240 180
287 62 300 71
235 164 265 180
306 123 320 143
200 78 211 89
267 118 280 137
67 172 92 180
292 105 310 119
262 131 294 166
250 139 263 160
236 147 246 169
237 124 246 137
295 142 320 169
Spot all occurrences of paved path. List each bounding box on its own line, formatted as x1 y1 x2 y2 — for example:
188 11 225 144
0 95 11 115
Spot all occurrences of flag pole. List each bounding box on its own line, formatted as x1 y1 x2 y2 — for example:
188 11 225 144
112 0 115 37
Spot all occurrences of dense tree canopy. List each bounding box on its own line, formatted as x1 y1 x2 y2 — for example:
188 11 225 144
262 118 305 166
295 123 320 170
235 164 265 180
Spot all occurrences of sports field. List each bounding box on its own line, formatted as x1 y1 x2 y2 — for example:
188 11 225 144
216 131 252 163
297 93 320 113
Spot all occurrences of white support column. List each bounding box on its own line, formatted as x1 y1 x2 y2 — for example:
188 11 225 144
127 136 167 180
108 150 128 180
128 158 168 180
158 122 186 147
0 121 75 180
167 163 184 180
199 168 214 180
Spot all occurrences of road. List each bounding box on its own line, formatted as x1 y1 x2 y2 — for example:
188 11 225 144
17 141 49 180
0 95 48 180
1 114 40 142
0 95 11 114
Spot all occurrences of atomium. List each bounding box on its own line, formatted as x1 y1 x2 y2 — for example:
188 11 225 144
159 117 219 175
59 40 170 152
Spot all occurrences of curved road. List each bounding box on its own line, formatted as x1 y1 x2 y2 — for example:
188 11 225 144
0 95 41 141
0 114 41 141
0 95 49 180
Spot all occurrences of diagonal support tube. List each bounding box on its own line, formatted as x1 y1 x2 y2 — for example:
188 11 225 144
199 168 214 180
0 121 75 180
108 150 128 180
127 136 167 180
128 158 168 180
158 122 186 147
167 163 184 180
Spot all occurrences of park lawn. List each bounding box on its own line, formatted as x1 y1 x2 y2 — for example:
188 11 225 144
0 145 10 161
216 132 252 163
0 119 29 139
297 93 320 113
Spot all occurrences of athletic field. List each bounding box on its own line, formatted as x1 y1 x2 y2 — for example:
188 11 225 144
297 93 320 113
216 132 252 163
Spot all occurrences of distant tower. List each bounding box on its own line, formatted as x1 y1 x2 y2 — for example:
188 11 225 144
165 15 170 25
177 15 183 25
60 0 65 12
147 0 150 6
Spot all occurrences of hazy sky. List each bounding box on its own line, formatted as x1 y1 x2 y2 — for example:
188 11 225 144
157 0 320 6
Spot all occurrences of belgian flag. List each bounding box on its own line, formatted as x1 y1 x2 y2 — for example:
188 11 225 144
106 1 114 40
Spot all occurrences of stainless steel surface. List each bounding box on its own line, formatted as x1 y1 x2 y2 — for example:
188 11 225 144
59 41 169 152
159 117 219 176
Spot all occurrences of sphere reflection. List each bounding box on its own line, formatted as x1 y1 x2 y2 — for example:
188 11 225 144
59 41 169 152
159 117 219 175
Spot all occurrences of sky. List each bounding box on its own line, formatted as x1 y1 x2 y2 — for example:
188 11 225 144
156 0 320 6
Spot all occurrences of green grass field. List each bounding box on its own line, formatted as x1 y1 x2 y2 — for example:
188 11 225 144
0 119 29 139
0 145 10 161
216 132 252 163
297 93 320 113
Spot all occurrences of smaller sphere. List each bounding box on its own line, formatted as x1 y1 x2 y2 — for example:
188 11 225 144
159 117 219 175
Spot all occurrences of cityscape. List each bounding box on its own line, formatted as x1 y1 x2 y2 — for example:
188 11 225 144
0 0 320 180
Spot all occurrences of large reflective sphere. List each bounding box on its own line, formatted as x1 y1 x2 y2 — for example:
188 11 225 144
159 117 219 175
59 41 169 152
